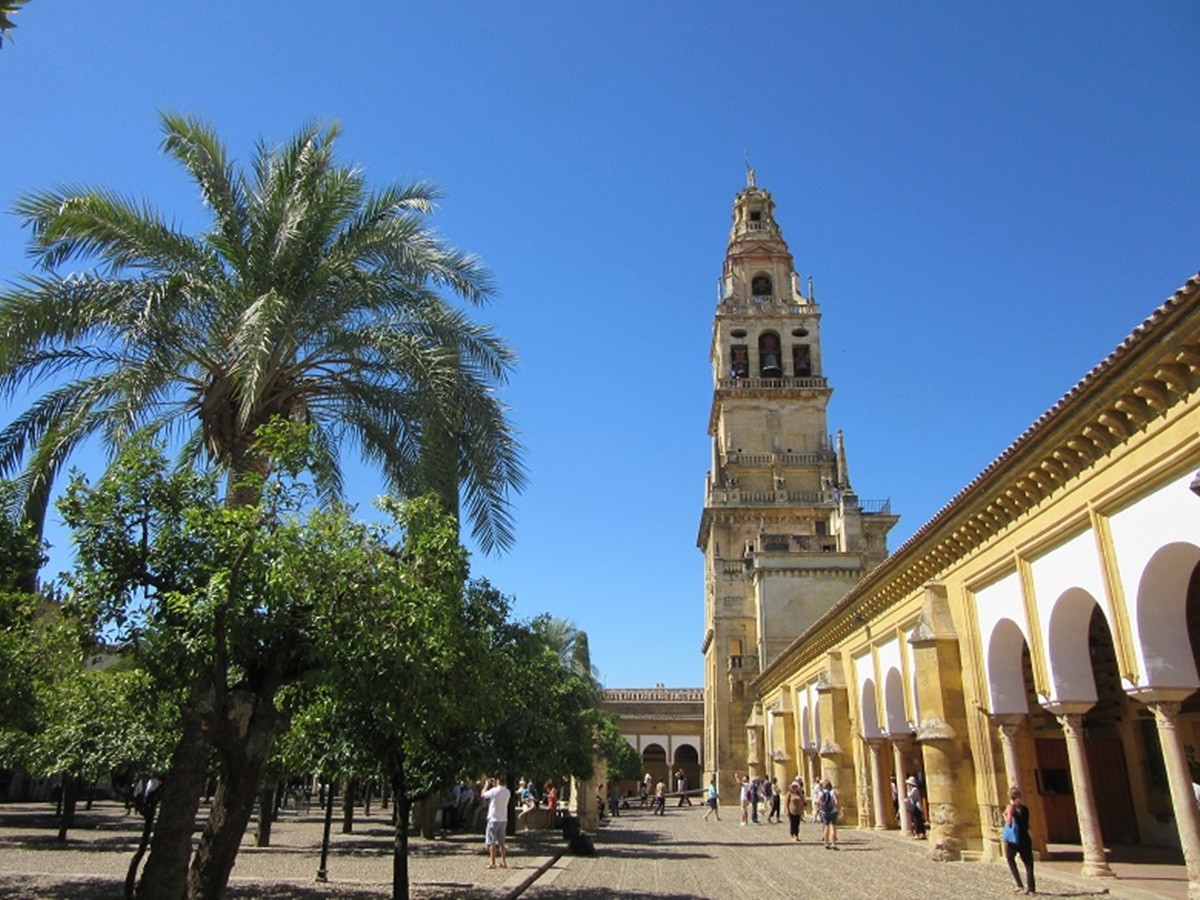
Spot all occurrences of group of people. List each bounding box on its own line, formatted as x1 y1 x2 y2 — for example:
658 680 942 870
723 773 843 848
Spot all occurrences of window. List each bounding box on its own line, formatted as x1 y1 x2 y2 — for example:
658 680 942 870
758 332 782 377
792 344 812 377
730 345 749 378
752 274 772 296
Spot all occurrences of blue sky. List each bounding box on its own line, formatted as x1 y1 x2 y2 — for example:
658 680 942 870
1 2 1198 688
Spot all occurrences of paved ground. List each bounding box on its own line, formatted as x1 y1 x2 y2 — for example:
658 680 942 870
0 800 1189 899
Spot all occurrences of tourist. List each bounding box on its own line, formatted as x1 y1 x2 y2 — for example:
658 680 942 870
1003 786 1036 895
482 778 511 869
675 768 692 806
654 778 667 815
702 775 719 821
906 776 927 839
818 779 839 849
768 776 781 823
786 780 805 841
750 776 760 823
642 772 652 808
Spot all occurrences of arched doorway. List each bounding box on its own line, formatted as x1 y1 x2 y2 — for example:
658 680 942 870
642 743 668 795
672 744 701 799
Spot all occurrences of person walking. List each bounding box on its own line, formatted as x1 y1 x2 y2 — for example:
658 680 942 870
906 776 927 839
481 777 511 869
786 781 806 841
654 779 667 815
1003 785 1036 895
768 776 781 823
702 775 720 821
750 776 761 823
818 779 839 849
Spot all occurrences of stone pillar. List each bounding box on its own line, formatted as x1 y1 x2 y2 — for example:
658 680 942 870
867 739 888 830
995 717 1023 794
892 738 913 834
816 671 858 823
1146 700 1200 898
909 584 980 861
1055 712 1114 878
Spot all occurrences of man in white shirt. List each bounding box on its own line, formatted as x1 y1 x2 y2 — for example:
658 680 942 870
481 778 511 868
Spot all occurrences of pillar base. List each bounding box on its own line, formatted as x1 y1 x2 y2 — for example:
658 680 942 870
1080 860 1116 878
1188 878 1200 900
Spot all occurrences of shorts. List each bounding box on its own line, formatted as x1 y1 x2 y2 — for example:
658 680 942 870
707 797 718 809
486 820 507 846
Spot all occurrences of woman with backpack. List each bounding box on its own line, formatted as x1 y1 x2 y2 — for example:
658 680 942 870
818 779 839 849
1003 785 1035 894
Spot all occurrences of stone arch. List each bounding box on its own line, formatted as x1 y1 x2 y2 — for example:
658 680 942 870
986 617 1032 715
883 667 908 733
1046 587 1103 704
1136 541 1200 690
672 743 701 794
641 743 668 788
860 677 883 738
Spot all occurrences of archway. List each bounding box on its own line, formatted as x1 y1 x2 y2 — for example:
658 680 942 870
1045 593 1140 845
1136 542 1200 691
672 744 701 800
641 743 668 798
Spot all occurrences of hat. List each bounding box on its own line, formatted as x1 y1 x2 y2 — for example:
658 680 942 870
905 776 917 786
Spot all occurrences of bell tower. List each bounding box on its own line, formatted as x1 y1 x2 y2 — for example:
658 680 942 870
699 171 898 798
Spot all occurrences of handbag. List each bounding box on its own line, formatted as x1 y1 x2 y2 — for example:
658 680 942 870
1002 819 1019 845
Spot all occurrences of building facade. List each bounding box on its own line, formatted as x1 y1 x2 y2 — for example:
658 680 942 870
698 174 898 801
750 273 1200 893
600 687 704 799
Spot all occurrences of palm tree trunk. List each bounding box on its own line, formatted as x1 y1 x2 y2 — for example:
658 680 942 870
137 709 208 900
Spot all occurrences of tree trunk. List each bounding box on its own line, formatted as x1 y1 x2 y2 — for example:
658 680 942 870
341 778 355 833
56 774 79 842
363 781 372 818
185 694 278 900
253 784 274 847
137 710 209 900
125 800 158 900
418 796 436 840
392 770 410 900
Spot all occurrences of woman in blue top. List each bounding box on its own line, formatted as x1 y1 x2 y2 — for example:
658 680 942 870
1003 786 1035 894
702 776 719 821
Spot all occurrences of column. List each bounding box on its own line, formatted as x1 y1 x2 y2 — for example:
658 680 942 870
892 739 913 834
995 718 1023 793
1056 712 1114 878
1147 701 1200 899
867 740 888 830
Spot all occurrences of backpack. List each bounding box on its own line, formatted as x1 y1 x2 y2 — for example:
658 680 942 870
763 781 773 799
821 789 837 816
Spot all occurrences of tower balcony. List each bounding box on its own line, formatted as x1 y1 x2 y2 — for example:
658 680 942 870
707 488 840 508
723 450 836 467
717 374 828 392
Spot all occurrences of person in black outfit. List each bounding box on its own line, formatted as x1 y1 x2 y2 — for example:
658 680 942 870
1004 785 1036 895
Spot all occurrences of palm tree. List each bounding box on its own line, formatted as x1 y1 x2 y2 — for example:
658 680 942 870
0 111 525 553
0 113 525 900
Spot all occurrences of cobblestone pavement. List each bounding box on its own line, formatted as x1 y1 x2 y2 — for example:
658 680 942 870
527 808 1172 900
0 801 1187 899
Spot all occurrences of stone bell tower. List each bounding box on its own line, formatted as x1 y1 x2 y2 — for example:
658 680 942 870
698 170 898 799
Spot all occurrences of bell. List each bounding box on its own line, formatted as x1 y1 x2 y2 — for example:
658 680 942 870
762 353 782 377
